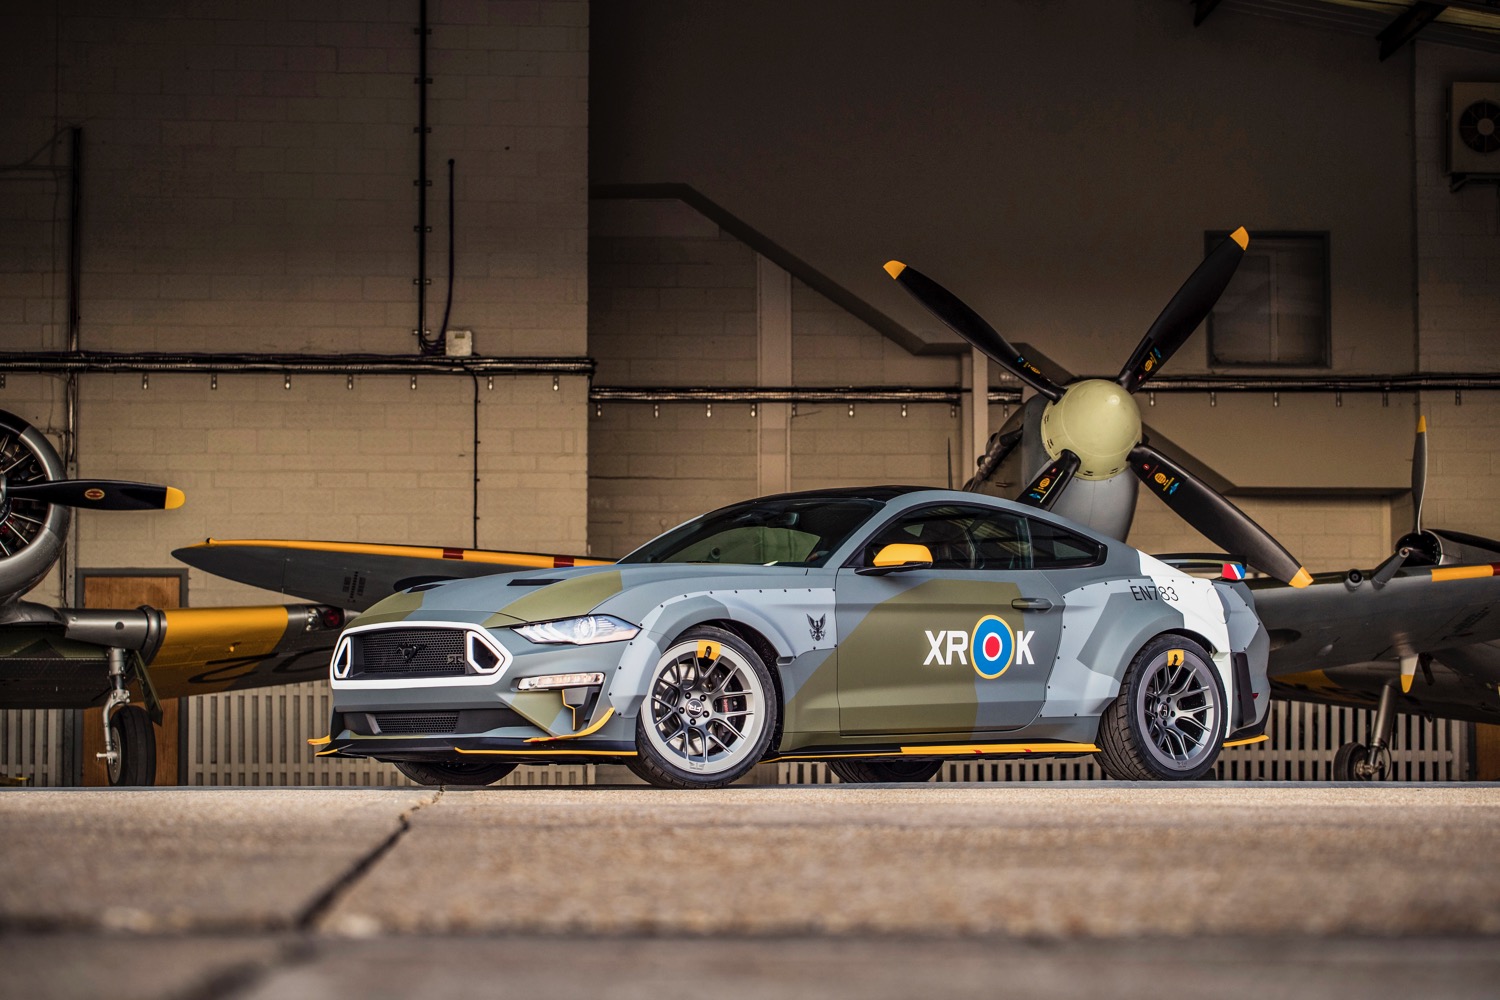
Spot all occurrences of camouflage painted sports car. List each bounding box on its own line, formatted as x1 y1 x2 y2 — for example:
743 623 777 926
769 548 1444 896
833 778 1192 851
316 487 1270 788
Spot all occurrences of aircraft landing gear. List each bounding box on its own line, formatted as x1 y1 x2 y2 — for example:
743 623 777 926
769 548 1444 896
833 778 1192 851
97 648 156 786
1332 680 1398 782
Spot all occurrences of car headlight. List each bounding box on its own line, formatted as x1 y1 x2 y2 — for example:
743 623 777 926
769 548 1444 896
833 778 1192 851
514 615 639 645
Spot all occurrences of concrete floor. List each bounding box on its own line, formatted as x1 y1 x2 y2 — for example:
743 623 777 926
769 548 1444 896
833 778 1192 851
2 783 1498 998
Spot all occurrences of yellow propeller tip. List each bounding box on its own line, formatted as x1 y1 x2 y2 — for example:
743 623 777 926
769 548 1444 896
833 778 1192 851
1230 227 1249 250
1417 415 1427 434
1289 567 1313 589
1400 674 1414 694
164 487 186 509
883 260 907 279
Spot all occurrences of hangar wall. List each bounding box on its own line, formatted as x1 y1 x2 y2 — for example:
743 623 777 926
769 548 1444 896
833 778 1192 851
0 0 592 612
1 1 589 786
1414 41 1500 541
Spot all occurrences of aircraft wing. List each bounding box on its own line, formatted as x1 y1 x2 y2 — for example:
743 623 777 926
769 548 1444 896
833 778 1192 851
0 603 346 710
1251 563 1500 724
173 539 613 612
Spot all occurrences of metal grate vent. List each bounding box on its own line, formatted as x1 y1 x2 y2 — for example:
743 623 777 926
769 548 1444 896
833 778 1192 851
352 629 468 678
371 711 461 735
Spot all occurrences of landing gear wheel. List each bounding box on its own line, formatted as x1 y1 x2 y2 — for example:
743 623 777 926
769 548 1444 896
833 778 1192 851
628 625 776 789
1096 635 1226 781
1332 741 1390 782
107 705 156 787
828 759 943 784
394 760 518 786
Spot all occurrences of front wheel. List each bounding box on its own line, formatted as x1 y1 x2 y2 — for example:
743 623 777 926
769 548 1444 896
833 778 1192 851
628 626 777 789
828 759 943 783
1332 741 1389 781
1096 635 1226 781
394 760 518 786
107 705 156 787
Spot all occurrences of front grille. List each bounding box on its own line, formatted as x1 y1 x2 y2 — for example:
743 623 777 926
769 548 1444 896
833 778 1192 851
371 711 460 735
352 628 468 678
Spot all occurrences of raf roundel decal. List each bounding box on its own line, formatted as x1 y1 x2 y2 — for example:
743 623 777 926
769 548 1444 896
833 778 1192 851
971 614 1015 680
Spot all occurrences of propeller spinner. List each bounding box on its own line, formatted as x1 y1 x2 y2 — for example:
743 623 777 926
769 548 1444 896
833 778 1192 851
886 228 1313 588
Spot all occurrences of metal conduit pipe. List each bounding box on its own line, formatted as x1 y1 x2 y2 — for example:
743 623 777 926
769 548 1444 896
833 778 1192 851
0 352 594 378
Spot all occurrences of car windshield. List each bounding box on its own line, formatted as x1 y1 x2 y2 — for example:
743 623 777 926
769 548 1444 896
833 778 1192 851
618 497 886 567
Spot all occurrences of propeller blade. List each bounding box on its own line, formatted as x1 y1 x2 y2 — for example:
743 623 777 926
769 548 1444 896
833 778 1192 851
1117 228 1249 393
1412 415 1427 533
884 261 1064 401
7 479 185 511
1128 442 1311 588
1016 450 1079 511
964 428 1024 492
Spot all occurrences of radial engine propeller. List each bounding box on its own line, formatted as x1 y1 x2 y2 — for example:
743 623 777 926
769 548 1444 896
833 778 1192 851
0 409 185 610
885 230 1312 588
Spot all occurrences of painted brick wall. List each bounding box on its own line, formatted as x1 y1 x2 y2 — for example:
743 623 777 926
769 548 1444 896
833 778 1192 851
0 0 588 357
587 197 961 558
0 1 591 610
1414 42 1500 540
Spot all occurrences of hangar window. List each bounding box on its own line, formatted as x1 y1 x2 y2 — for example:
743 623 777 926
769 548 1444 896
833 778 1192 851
1205 231 1329 368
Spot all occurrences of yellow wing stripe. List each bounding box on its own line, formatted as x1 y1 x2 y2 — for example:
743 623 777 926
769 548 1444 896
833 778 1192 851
189 538 611 568
1430 565 1497 582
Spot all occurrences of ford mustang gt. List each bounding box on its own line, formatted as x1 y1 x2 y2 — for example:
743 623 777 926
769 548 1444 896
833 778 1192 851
314 486 1270 788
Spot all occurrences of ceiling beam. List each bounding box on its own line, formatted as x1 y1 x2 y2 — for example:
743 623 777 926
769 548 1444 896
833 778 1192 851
1376 2 1449 60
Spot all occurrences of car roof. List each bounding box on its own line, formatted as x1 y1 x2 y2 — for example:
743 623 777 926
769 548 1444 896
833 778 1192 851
743 485 933 504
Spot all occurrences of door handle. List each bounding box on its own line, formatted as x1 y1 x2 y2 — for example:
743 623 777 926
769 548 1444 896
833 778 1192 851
1011 597 1053 612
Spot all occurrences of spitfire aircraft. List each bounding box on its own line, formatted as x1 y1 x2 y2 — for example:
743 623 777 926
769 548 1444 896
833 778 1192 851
0 408 348 784
882 235 1500 780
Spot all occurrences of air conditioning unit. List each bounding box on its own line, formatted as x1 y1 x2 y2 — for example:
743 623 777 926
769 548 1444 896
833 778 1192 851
1448 82 1500 186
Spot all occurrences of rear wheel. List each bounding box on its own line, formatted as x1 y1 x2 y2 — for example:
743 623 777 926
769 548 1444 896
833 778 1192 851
394 760 518 786
628 626 776 789
828 759 943 784
1096 635 1225 781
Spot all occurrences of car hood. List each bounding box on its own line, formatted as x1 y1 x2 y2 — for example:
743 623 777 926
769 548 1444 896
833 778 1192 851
352 563 820 629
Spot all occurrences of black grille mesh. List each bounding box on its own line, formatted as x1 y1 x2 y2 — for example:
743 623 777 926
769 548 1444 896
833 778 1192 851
372 711 460 735
352 628 469 678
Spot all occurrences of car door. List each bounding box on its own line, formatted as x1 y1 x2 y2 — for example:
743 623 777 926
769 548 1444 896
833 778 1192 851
833 503 1073 737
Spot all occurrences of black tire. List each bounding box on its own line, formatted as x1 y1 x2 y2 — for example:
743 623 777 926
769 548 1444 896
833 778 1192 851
828 759 944 784
107 705 156 787
1096 634 1226 781
628 625 777 789
1332 742 1366 782
394 760 518 786
1331 741 1388 781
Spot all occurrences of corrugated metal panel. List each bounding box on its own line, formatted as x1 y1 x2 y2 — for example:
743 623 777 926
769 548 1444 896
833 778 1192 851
0 709 68 787
0 696 1471 786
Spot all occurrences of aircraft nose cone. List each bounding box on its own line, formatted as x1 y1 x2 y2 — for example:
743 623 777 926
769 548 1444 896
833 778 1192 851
1040 379 1142 480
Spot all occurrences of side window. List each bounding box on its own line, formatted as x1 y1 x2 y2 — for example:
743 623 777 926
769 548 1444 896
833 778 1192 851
863 505 1033 571
1025 517 1104 569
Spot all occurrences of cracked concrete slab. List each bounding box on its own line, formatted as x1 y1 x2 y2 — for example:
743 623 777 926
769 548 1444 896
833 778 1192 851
318 785 1500 938
0 789 435 932
3 933 1497 1000
0 935 289 1000
236 935 1500 1000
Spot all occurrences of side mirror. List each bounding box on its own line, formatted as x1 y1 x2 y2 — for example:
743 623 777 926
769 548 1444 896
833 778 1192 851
856 542 934 576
